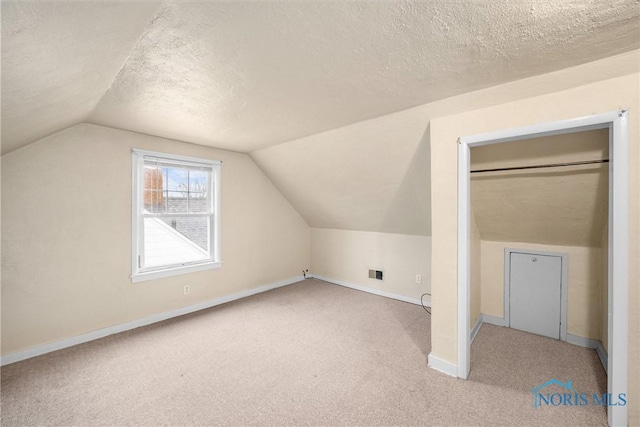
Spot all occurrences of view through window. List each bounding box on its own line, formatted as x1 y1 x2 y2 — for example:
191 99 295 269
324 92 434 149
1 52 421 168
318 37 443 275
132 150 221 282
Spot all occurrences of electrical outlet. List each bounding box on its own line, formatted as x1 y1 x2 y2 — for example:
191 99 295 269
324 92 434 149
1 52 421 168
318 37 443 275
184 285 190 295
416 274 422 284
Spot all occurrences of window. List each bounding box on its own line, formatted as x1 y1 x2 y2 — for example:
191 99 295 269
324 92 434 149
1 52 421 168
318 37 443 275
132 149 221 282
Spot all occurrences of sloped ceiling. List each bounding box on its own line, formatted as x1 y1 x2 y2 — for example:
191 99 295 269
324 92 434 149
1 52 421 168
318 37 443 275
0 1 636 240
0 1 161 155
250 110 431 235
470 130 609 247
2 0 639 155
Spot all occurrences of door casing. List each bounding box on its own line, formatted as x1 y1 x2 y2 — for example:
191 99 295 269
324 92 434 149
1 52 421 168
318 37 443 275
457 110 629 427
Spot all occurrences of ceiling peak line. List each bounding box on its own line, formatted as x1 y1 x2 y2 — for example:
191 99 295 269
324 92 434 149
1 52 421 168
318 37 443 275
87 1 166 119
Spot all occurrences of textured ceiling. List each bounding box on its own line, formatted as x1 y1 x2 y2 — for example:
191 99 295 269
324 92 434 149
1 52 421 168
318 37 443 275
2 0 639 154
0 1 161 155
471 130 609 247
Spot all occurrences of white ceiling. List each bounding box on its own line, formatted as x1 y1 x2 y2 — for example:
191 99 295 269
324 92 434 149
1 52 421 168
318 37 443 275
0 1 161 155
2 0 639 155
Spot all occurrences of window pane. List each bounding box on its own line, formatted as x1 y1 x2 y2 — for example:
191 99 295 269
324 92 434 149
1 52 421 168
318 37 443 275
164 168 188 213
188 170 210 213
144 216 210 268
135 151 220 279
144 162 212 214
143 166 166 213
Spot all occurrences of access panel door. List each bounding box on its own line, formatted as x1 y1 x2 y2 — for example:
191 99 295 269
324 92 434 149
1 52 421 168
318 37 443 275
509 252 562 339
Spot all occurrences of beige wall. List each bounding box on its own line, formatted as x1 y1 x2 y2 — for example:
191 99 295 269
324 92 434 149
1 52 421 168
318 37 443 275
430 65 639 423
1 123 311 355
311 228 430 301
470 162 608 249
470 211 481 328
481 241 601 340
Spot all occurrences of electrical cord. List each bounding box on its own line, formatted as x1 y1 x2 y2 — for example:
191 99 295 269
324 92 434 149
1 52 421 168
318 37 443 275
421 293 431 315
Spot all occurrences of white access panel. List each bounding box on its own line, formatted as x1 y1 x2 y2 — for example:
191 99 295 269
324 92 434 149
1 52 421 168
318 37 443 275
509 252 562 339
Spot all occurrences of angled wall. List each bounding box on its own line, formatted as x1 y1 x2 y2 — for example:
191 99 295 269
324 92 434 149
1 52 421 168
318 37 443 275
1 124 310 356
251 101 433 301
252 51 637 334
250 113 431 236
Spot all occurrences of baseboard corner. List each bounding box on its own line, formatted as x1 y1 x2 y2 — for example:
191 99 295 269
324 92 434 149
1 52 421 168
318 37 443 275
428 353 458 377
595 340 608 374
482 314 508 327
470 315 483 344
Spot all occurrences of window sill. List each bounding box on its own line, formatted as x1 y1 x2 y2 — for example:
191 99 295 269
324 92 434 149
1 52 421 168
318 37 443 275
132 261 222 283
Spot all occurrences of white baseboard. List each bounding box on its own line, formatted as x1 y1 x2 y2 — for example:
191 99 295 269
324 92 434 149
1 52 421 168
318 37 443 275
428 353 458 377
567 333 608 374
566 333 600 349
311 275 427 306
482 314 508 327
470 315 483 344
595 340 608 375
1 275 305 366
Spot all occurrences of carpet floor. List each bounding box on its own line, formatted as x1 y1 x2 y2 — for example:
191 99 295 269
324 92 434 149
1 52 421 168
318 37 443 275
1 279 607 426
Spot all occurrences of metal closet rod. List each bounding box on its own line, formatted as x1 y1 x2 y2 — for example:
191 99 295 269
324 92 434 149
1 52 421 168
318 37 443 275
470 159 609 174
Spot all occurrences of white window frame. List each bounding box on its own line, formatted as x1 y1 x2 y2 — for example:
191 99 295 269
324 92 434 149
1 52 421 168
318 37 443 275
131 149 221 283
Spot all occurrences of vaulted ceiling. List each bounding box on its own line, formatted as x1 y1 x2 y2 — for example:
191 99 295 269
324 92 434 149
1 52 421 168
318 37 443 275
2 1 638 243
1 1 161 155
2 0 639 155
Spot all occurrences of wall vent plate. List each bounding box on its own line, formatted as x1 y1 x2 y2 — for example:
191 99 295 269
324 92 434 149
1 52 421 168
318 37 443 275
368 269 384 280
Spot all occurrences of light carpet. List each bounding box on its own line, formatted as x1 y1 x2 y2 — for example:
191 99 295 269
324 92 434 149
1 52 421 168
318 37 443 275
1 279 606 426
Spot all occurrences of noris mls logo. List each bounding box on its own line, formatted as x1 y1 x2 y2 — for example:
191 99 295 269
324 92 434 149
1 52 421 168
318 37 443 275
531 379 627 409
